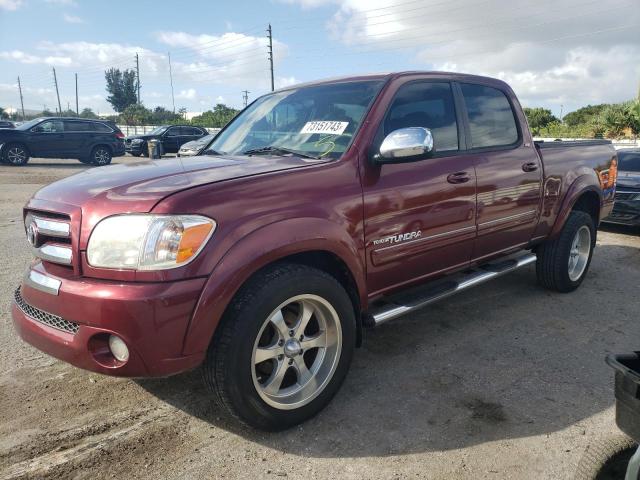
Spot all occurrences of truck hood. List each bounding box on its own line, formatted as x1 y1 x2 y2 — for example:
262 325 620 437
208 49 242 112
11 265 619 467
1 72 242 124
33 155 323 212
617 170 640 189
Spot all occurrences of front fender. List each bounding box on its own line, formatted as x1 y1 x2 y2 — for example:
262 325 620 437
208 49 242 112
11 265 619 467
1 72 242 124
181 217 366 356
549 174 603 238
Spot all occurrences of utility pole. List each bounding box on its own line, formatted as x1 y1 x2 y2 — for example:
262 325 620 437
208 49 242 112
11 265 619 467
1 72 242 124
242 90 250 107
17 76 25 121
267 24 274 92
168 52 175 113
559 104 564 122
75 73 79 115
135 53 141 104
52 67 62 116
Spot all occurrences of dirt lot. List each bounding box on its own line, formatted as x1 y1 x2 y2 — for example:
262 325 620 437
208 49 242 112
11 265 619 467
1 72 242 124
1 157 639 480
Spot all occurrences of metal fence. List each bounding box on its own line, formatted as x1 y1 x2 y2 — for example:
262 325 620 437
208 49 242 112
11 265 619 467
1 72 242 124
116 125 221 137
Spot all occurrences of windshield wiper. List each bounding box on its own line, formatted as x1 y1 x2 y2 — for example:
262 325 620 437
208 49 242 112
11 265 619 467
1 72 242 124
243 146 320 160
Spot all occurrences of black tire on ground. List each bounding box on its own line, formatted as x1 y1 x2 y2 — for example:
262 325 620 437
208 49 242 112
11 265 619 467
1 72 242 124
4 143 30 166
202 263 356 431
78 157 93 165
536 210 596 293
129 152 143 157
90 146 112 166
575 433 637 480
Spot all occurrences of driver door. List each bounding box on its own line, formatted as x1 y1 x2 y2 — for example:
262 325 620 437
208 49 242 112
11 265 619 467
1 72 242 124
362 80 477 296
29 120 65 157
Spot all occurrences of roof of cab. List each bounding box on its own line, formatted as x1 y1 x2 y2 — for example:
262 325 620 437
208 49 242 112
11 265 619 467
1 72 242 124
275 71 511 92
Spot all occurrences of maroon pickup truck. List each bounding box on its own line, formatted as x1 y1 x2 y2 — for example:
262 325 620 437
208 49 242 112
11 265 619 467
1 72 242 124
12 72 617 430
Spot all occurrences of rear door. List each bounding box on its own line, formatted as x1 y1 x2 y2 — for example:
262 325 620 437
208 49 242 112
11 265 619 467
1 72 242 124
29 120 65 157
362 80 477 295
458 82 542 261
62 120 93 157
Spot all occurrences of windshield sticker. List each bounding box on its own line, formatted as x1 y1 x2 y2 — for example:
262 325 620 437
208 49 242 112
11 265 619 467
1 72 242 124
301 121 348 135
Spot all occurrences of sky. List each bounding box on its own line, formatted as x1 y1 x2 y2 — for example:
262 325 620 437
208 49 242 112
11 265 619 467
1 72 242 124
0 0 638 117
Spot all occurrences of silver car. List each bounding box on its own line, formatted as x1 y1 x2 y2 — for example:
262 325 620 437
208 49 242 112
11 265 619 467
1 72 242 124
177 134 216 157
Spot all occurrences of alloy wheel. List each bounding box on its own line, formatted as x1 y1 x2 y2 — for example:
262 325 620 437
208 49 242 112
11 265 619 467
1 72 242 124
7 146 26 165
568 225 591 281
251 294 342 410
94 148 110 165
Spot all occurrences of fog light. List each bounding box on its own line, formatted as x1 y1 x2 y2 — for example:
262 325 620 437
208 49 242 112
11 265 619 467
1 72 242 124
108 335 129 362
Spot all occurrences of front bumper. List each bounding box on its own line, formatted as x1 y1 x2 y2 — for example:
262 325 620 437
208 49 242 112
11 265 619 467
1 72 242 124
604 200 640 226
124 142 145 155
12 261 207 377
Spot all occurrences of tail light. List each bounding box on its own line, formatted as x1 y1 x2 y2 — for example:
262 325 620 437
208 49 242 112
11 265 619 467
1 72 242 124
115 131 125 139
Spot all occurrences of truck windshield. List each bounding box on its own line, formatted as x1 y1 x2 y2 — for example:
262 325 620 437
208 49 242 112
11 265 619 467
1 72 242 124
618 152 640 172
207 80 383 160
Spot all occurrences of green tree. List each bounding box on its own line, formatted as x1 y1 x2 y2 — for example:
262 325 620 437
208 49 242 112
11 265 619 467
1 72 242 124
523 107 558 135
105 68 138 113
150 106 180 124
600 102 637 138
79 108 98 119
0 107 4 118
191 104 238 128
120 104 152 125
563 104 607 127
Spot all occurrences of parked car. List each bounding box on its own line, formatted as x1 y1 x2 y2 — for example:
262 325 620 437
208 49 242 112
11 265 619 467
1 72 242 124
177 134 216 157
12 72 616 431
604 149 640 227
0 117 125 166
125 125 208 156
0 120 16 129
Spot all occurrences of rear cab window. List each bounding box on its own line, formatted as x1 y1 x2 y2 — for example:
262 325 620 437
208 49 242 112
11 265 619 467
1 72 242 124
618 152 640 172
460 83 519 149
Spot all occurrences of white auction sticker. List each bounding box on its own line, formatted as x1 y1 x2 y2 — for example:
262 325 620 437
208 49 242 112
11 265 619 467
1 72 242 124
300 121 349 135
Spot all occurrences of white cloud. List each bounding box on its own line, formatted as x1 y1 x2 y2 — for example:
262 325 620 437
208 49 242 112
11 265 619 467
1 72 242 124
276 76 298 89
284 0 640 110
176 88 196 100
0 50 73 66
155 31 288 89
0 0 24 10
44 0 77 5
63 13 84 24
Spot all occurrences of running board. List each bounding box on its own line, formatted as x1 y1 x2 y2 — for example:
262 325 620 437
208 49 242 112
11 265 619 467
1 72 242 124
368 253 537 326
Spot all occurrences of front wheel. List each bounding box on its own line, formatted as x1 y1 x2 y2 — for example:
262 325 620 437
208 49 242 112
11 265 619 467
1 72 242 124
536 210 595 292
4 143 30 166
202 264 356 431
91 146 112 166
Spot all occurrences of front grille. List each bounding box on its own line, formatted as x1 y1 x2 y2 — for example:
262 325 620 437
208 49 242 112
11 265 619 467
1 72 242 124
14 288 79 334
616 191 639 201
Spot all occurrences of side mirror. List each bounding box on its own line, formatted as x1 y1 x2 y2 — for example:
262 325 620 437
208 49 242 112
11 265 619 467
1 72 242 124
376 127 434 164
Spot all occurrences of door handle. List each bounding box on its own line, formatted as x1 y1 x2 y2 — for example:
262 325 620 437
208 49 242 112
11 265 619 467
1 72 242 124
522 162 538 172
447 172 470 184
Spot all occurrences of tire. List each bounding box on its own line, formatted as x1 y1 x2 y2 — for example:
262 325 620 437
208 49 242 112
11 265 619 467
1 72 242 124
202 263 356 431
536 210 595 293
78 157 93 165
129 152 142 157
4 143 30 166
90 146 112 166
575 433 637 480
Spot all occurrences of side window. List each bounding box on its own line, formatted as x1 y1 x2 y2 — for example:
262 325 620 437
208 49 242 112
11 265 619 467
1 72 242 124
92 122 112 133
384 82 459 152
460 83 519 148
36 120 63 133
64 121 92 132
166 127 181 136
186 127 200 136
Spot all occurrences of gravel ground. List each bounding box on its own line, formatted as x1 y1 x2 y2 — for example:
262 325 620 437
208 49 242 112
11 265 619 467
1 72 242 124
1 157 639 480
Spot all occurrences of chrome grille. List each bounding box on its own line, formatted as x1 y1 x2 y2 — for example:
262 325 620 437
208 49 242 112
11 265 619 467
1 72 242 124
14 288 79 334
616 191 639 201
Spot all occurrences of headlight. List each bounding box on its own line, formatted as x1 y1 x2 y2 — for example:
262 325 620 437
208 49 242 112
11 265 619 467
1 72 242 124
87 214 216 270
131 138 143 144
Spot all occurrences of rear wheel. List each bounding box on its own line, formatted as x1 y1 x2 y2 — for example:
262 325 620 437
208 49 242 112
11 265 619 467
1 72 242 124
575 433 637 480
202 263 356 431
536 210 595 292
91 146 112 166
4 143 29 166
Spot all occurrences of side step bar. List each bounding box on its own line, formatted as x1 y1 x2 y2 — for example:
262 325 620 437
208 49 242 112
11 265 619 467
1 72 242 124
368 253 537 326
